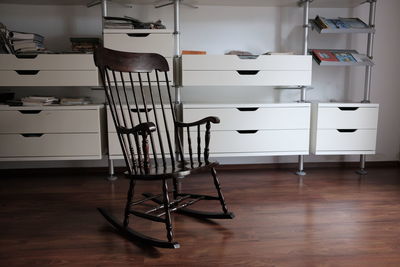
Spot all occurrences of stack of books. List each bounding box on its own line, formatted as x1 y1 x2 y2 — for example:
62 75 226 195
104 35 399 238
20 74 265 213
9 31 45 53
60 97 90 105
21 96 58 106
70 37 100 53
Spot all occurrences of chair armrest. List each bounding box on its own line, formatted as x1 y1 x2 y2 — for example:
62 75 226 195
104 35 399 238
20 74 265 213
176 116 220 127
116 122 156 135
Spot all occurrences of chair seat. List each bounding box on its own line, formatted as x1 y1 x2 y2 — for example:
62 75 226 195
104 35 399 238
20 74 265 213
125 160 219 180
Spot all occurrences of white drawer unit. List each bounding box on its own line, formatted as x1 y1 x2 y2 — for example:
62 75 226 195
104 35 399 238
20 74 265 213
107 105 174 159
311 103 379 155
183 103 311 156
182 55 312 86
0 105 105 161
0 54 99 87
103 30 174 85
103 30 174 57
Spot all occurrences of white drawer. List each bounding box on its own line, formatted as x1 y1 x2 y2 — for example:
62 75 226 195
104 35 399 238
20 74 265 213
312 129 377 154
0 54 96 70
103 33 174 57
107 106 174 133
0 109 100 134
0 133 101 158
315 104 379 129
108 132 174 157
182 55 312 71
105 58 173 83
184 106 310 130
182 70 312 86
185 130 310 154
0 70 99 86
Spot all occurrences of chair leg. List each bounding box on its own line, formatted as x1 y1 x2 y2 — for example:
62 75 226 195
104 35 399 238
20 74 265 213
172 177 179 199
162 178 174 243
211 167 229 214
123 178 136 227
98 177 180 249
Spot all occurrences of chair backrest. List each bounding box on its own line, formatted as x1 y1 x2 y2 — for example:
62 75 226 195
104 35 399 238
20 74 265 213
94 47 184 175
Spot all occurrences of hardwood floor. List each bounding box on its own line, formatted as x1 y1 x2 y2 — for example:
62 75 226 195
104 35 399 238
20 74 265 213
1 166 400 266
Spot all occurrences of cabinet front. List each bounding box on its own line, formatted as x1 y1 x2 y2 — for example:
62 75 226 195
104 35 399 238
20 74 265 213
0 133 101 159
104 33 174 57
0 109 100 133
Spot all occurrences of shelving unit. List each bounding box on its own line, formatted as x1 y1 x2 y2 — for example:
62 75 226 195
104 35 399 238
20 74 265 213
307 0 379 174
0 0 381 176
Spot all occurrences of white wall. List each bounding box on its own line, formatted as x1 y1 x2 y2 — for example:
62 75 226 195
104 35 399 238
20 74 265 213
0 0 399 168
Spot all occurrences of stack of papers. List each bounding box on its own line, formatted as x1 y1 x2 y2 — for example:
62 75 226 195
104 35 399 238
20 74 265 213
21 96 58 106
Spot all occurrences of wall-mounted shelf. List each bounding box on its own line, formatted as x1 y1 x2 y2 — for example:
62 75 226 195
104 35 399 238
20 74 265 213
311 49 374 66
310 19 375 34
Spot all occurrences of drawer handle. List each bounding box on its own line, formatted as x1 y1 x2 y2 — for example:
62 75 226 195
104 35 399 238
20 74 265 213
338 107 359 111
237 107 259 112
127 33 150 37
236 70 260 75
18 110 42 114
15 70 40 75
237 130 258 134
337 129 357 133
237 55 259 60
15 54 38 59
130 108 153 113
21 133 44 137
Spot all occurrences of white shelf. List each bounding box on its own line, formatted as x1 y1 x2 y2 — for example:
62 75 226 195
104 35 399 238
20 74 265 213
0 0 366 8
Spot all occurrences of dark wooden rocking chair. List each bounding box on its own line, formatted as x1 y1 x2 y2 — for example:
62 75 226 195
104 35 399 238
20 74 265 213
94 47 234 249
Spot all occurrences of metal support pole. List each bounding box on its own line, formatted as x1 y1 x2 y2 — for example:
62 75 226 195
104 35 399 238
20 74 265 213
362 0 376 103
296 155 306 176
302 0 310 56
101 0 107 30
173 0 183 194
358 0 377 175
296 0 311 176
107 158 118 181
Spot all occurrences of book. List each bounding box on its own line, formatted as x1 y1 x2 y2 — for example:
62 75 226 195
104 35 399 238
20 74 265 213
21 96 58 106
9 31 44 42
312 50 338 62
182 50 207 55
340 18 369 29
334 52 356 62
12 40 44 51
60 97 91 105
311 49 364 65
313 16 369 31
264 52 295 55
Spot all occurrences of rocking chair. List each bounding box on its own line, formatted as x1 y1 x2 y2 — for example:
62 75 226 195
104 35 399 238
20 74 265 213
94 47 234 249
